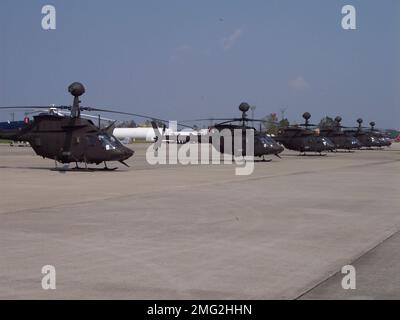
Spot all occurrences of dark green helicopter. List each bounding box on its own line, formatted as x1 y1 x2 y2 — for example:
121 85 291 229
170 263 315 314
181 102 284 161
275 112 335 155
0 82 169 170
315 116 362 151
344 118 392 149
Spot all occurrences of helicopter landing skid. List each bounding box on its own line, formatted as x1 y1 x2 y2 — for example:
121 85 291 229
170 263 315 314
99 166 118 171
52 167 118 172
334 150 355 153
298 153 327 157
52 161 119 172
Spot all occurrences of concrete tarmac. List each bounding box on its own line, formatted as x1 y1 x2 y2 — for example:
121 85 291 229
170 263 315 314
0 143 399 299
301 230 400 300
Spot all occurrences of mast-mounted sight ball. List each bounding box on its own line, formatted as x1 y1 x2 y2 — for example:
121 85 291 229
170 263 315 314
239 102 250 113
68 82 85 97
302 112 311 120
334 116 342 123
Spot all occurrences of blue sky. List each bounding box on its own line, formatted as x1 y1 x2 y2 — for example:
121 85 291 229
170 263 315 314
0 0 399 128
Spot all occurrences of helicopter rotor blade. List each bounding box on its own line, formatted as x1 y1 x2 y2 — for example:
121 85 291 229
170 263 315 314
181 118 270 123
344 126 371 130
213 119 243 125
1 107 115 123
150 120 163 136
102 121 118 135
58 110 115 122
298 123 318 127
81 107 195 129
246 119 271 122
81 107 166 122
179 118 236 122
0 106 71 110
180 118 267 127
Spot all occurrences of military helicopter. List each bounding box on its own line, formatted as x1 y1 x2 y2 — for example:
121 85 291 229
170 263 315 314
0 82 170 170
275 112 335 155
344 119 392 149
181 102 284 161
317 116 362 151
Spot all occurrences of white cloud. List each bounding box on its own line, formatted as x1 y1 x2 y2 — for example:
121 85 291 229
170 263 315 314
288 76 310 91
222 29 243 51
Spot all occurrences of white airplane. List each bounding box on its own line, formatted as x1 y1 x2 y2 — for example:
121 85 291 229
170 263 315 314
113 127 158 142
113 123 208 143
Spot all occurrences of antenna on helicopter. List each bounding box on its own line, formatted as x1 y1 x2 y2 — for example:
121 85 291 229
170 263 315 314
334 116 342 124
238 102 250 126
357 118 363 130
334 116 342 129
68 82 85 118
302 112 311 128
369 121 376 131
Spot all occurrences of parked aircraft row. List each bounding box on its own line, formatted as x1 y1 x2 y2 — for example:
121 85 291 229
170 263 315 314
0 83 395 170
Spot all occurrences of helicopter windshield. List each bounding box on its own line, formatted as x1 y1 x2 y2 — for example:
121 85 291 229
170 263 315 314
98 134 121 150
350 137 359 145
259 136 276 145
320 137 334 147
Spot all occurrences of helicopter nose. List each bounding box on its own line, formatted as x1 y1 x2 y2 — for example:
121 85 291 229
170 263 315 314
114 146 134 161
323 139 335 149
277 145 284 153
123 148 134 159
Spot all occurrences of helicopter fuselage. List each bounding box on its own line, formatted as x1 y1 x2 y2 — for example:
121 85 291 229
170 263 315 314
319 128 361 150
208 124 284 157
344 130 391 148
276 128 335 153
0 114 134 165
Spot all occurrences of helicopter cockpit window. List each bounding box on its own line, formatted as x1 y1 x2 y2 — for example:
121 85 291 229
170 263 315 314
108 135 123 147
320 137 329 145
259 136 276 146
97 134 117 150
350 137 359 145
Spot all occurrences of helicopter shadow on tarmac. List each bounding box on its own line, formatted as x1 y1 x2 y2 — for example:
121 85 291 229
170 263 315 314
359 148 395 151
50 165 128 173
330 150 356 153
253 159 273 163
281 153 329 157
0 165 127 173
0 166 53 171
